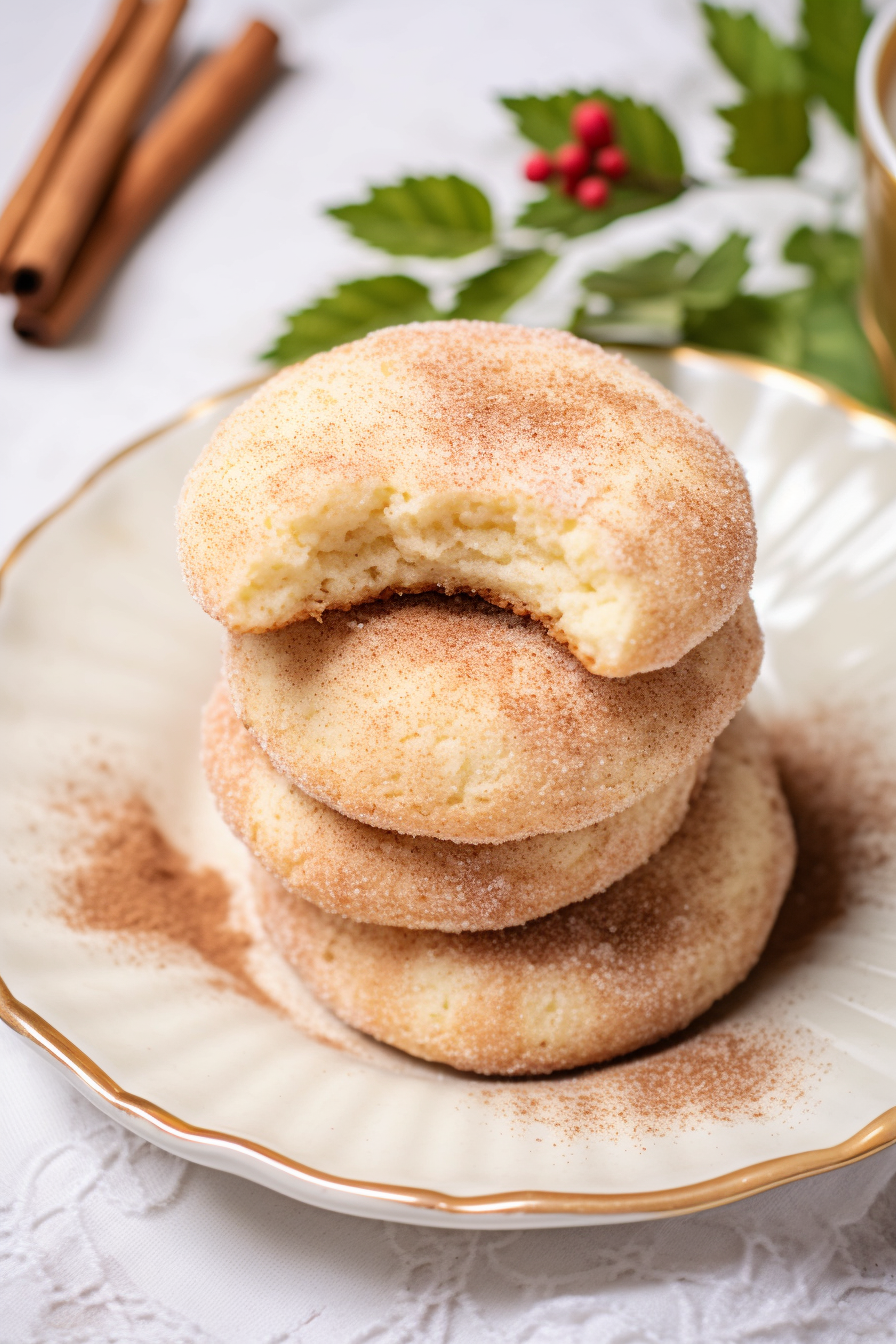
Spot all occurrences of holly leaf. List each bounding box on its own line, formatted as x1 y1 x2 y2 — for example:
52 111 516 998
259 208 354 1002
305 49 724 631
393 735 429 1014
685 291 808 365
719 92 810 175
505 89 685 237
501 92 581 152
264 276 438 364
611 96 685 183
503 90 683 181
681 233 751 309
582 245 695 301
801 0 871 135
573 295 686 346
702 6 810 176
685 286 889 410
780 227 887 407
576 234 749 344
328 176 493 258
576 220 885 409
798 287 889 406
702 4 804 94
517 181 682 238
582 234 748 307
450 250 556 320
783 225 861 289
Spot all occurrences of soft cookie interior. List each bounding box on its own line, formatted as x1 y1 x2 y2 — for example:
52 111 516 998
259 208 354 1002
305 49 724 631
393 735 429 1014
218 486 666 675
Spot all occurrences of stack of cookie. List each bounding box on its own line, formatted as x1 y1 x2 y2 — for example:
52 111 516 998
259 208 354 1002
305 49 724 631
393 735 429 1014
179 323 796 1076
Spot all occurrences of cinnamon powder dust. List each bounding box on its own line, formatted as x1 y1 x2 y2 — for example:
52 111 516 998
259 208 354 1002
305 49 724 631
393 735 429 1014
480 707 896 1139
60 793 268 1005
56 704 896 1140
763 709 896 964
482 1024 806 1141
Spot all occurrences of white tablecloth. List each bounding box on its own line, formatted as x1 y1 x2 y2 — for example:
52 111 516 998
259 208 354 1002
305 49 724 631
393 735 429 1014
3 1 896 1338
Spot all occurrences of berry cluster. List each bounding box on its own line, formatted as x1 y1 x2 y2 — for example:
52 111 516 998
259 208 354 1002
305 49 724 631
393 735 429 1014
523 100 628 210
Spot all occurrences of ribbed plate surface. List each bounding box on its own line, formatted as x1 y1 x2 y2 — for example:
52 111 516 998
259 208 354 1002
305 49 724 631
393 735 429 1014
2 349 896 1227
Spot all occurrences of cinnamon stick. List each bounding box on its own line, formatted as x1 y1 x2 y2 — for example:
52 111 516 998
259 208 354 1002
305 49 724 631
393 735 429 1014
15 21 279 348
0 0 143 293
8 0 187 308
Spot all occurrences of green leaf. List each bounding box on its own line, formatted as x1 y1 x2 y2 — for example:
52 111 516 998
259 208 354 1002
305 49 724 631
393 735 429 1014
582 234 748 309
611 96 685 183
450 250 557 321
702 4 804 94
583 226 887 410
702 5 810 176
505 88 685 238
684 286 889 410
572 295 686 346
517 181 682 239
801 0 871 135
681 233 751 309
576 234 749 344
582 245 695 300
684 291 809 365
503 90 684 182
719 92 810 175
783 225 861 289
501 92 581 152
328 176 493 258
798 287 889 406
782 226 888 407
264 276 438 364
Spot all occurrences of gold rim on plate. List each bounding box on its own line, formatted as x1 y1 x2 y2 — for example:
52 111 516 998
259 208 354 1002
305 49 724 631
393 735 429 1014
2 346 895 1221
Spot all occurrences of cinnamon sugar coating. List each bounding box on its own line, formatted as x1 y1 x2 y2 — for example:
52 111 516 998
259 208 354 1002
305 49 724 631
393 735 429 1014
202 680 706 932
177 322 755 677
258 712 796 1075
225 593 761 843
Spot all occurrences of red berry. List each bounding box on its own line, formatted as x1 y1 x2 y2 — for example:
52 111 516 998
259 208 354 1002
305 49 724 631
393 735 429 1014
596 145 628 179
555 142 590 179
571 100 614 149
523 150 553 183
576 175 610 210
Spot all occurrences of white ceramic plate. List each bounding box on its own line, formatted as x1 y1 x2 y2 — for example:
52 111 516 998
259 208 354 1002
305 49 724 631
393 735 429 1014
3 348 896 1230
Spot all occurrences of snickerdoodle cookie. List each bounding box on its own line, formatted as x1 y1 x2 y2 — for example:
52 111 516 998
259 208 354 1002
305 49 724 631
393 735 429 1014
178 322 755 677
257 712 795 1075
202 680 707 931
224 593 761 843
